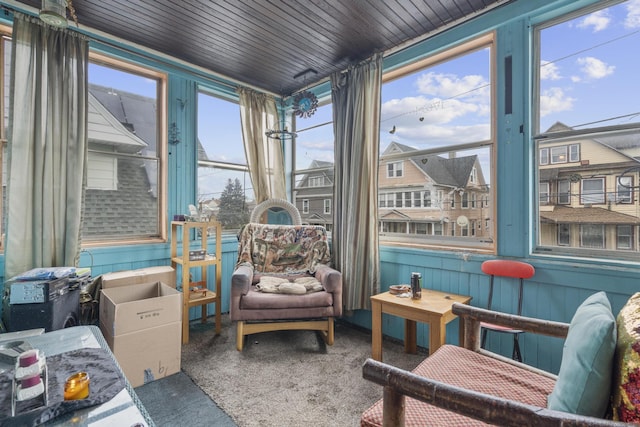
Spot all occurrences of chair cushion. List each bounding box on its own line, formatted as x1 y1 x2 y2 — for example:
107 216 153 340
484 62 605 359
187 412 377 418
360 345 556 427
547 291 617 417
611 292 640 422
237 224 331 274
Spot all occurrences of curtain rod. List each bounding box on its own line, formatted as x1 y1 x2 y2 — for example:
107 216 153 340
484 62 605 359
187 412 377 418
0 0 278 97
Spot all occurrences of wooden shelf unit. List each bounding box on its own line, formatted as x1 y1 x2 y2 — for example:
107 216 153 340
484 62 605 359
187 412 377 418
170 220 222 344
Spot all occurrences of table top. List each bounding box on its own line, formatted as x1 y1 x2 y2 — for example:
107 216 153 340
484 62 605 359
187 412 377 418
0 326 154 427
371 289 472 315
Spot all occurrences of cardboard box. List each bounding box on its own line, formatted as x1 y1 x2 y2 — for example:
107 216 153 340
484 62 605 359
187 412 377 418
101 266 176 289
99 281 182 387
101 321 182 388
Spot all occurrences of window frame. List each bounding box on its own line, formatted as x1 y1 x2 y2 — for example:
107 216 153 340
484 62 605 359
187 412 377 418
83 52 168 245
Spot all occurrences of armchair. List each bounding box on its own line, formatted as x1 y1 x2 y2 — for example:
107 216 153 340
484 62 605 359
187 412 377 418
230 223 342 351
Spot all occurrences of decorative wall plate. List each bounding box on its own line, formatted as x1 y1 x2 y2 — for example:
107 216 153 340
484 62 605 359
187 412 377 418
293 90 318 118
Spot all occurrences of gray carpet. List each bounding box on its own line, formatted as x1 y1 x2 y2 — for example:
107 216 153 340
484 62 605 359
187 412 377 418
180 314 428 427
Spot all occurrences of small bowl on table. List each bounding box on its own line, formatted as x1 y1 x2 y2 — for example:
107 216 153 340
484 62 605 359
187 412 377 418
389 284 411 295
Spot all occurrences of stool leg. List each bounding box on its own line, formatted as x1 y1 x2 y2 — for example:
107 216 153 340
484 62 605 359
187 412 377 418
513 334 522 362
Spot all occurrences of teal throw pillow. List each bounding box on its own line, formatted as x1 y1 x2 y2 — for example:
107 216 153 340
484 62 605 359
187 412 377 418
547 291 617 418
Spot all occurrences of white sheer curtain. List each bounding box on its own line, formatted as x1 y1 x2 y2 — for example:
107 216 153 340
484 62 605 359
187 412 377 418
237 87 286 203
5 13 88 279
331 54 383 311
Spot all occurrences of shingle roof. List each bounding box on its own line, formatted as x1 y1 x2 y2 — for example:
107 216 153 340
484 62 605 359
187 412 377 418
540 205 640 225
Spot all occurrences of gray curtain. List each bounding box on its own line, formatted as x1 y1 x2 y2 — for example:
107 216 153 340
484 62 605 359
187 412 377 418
331 54 382 311
5 13 88 279
237 87 286 203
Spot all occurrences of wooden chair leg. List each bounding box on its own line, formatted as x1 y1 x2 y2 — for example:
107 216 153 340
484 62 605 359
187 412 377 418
236 321 245 351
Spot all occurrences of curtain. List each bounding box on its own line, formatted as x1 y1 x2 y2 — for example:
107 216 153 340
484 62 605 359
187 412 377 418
4 13 88 279
331 53 383 311
237 87 286 203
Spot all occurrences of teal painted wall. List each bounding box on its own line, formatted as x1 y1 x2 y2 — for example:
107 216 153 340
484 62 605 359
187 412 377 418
1 0 637 374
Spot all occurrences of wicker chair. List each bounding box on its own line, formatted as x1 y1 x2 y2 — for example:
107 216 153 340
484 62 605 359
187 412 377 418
361 300 635 427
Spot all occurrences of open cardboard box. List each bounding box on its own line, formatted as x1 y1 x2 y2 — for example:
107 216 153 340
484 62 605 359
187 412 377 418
101 266 176 289
99 281 182 387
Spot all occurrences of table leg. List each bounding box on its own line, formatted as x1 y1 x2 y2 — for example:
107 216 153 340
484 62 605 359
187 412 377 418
404 319 417 354
429 320 446 355
371 300 383 361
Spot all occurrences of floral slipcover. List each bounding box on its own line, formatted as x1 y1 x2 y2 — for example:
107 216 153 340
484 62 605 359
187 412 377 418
612 292 640 422
236 223 331 274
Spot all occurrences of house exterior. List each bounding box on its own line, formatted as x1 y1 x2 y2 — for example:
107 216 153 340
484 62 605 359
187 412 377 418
296 142 491 240
538 122 640 251
294 159 334 231
378 142 490 240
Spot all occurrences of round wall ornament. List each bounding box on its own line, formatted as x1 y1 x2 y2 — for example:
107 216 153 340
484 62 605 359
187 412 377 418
293 90 318 118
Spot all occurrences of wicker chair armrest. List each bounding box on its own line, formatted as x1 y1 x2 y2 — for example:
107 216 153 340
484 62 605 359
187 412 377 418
362 358 630 427
452 303 570 352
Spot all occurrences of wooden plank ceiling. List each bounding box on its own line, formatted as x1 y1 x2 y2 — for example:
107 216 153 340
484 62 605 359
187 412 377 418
13 0 508 95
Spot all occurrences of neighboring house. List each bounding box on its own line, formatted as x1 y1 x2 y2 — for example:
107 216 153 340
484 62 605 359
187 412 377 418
294 160 334 231
378 142 490 239
538 122 640 251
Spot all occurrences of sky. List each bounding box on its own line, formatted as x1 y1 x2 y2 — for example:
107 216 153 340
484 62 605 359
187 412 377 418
88 0 640 202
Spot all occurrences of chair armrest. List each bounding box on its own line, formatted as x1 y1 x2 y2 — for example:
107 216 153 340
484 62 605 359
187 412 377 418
313 264 341 293
362 358 629 427
231 263 254 298
314 264 342 317
452 303 570 352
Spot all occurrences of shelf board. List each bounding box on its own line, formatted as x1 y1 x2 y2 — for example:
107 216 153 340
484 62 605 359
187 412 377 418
171 255 218 267
186 291 218 307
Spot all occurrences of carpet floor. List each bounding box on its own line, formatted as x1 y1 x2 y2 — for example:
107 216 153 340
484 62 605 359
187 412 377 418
180 314 428 427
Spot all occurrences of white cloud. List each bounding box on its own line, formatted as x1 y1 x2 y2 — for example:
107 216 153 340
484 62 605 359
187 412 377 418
625 0 640 28
577 10 611 32
577 56 615 79
402 124 490 146
540 60 561 80
416 72 489 102
381 95 482 130
540 87 575 117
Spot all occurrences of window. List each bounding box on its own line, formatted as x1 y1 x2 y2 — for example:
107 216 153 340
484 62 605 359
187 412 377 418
378 34 494 250
539 148 549 165
309 176 324 187
423 190 432 207
197 90 251 232
558 180 570 204
558 223 570 246
85 54 167 242
580 224 604 248
539 182 550 204
387 161 403 178
535 0 640 261
302 199 309 214
396 193 403 208
413 191 422 207
581 178 605 204
617 225 633 250
569 144 580 162
551 146 568 164
324 199 331 214
617 176 632 204
404 192 412 207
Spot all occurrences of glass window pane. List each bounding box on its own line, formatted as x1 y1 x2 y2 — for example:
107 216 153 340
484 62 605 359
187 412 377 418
197 91 251 232
85 60 164 241
378 36 494 249
538 1 639 132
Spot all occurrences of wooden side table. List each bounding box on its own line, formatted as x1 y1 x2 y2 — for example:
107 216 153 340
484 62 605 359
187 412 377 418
370 289 472 361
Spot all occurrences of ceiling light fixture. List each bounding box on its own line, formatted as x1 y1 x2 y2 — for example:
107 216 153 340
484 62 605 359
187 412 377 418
39 0 79 28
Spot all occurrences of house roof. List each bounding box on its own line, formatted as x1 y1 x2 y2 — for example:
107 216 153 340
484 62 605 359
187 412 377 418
540 206 640 225
383 141 478 188
88 92 147 152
